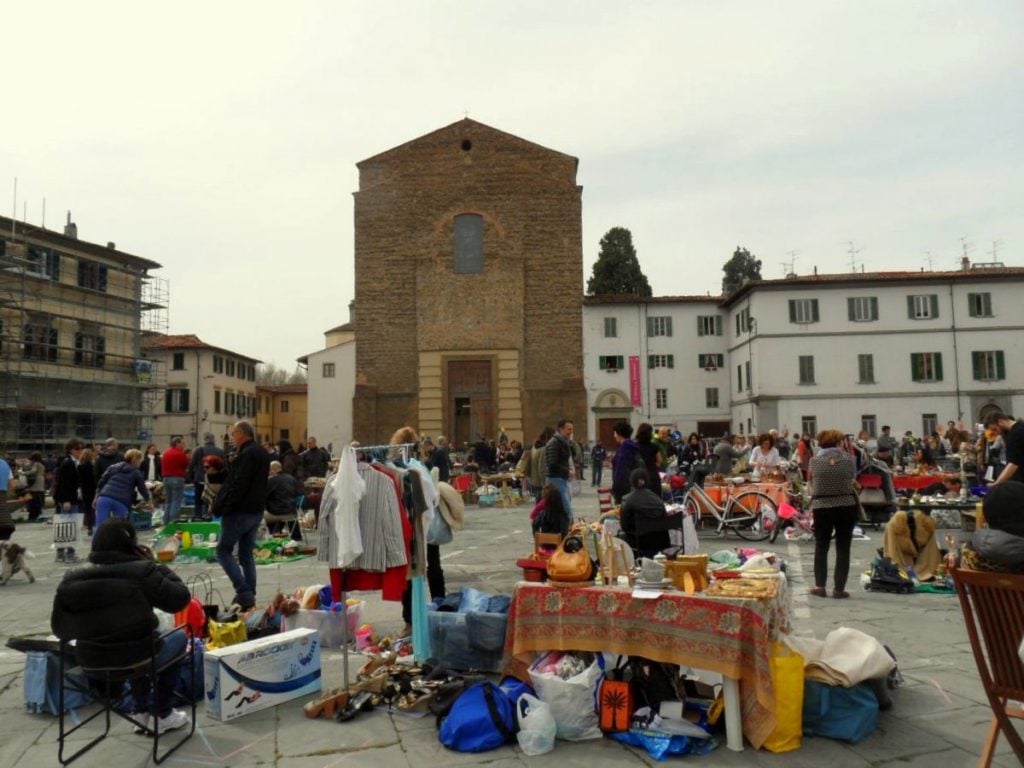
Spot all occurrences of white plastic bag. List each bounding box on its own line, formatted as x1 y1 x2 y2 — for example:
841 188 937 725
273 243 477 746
516 693 556 755
529 653 603 741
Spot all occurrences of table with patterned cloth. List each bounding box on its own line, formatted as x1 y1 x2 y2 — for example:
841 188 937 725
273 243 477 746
704 481 789 506
503 579 789 751
892 473 956 491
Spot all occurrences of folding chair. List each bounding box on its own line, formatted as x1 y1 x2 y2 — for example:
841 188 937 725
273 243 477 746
951 568 1024 767
597 487 614 515
58 626 197 765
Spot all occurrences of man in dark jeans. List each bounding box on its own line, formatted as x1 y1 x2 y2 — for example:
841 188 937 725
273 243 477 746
212 420 269 610
591 442 607 487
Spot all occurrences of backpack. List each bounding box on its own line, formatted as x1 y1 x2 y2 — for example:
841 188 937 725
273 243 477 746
438 681 518 752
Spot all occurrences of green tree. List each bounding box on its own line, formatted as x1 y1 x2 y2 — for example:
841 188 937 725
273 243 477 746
587 227 653 296
721 246 762 294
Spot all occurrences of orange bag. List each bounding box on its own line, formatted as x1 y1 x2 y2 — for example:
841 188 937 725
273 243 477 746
598 656 635 733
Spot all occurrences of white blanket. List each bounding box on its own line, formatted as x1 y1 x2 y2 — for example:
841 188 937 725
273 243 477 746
786 627 895 687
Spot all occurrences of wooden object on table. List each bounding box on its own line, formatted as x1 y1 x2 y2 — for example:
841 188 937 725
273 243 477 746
665 554 709 594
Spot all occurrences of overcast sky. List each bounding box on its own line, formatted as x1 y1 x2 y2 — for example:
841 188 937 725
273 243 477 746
5 1 1021 368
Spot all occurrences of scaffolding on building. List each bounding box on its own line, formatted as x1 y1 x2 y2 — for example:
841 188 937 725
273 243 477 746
0 215 167 454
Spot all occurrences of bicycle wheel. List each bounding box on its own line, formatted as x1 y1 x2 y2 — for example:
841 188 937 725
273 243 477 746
725 491 777 541
683 494 706 532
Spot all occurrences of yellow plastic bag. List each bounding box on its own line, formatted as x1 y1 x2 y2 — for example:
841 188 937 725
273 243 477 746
207 619 247 649
762 640 804 753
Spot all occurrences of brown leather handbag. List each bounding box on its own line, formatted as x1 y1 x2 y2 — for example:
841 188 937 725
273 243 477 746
546 532 593 582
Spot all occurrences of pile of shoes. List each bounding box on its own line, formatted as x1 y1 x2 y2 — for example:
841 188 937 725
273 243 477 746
302 651 485 723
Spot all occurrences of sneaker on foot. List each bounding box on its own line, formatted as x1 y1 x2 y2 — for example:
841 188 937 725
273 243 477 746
156 709 190 734
132 714 152 734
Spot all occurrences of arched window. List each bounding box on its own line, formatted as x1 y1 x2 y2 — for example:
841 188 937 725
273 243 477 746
453 213 483 274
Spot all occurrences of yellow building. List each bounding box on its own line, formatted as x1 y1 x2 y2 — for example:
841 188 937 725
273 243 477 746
255 384 308 447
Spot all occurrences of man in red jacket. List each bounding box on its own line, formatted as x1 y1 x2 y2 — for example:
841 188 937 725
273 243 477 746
161 436 189 526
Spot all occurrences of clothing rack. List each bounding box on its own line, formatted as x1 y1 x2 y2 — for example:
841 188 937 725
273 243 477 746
337 442 418 689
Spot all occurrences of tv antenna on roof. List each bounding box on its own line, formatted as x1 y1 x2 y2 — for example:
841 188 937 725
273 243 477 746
781 250 799 277
844 241 863 272
923 251 933 271
988 239 1003 260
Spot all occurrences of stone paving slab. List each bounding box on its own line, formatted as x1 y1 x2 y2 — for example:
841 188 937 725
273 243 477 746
0 486 1014 767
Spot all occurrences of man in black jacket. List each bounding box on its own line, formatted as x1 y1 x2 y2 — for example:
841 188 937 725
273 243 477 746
51 519 192 734
53 437 84 563
213 420 269 610
543 419 574 524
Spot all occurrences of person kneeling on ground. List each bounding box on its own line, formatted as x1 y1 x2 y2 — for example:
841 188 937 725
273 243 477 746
50 519 192 734
618 468 670 559
264 460 301 541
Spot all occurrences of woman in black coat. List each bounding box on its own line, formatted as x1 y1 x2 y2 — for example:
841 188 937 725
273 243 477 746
634 422 663 493
619 468 671 558
77 447 98 535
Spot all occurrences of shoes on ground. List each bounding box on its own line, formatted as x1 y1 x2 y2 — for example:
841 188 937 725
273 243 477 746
156 709 190 734
131 713 151 734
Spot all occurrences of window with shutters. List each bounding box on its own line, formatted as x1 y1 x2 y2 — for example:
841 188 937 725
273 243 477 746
213 355 224 373
172 352 185 370
788 298 820 324
281 400 290 413
705 387 719 408
908 294 939 320
698 353 724 369
247 364 255 382
798 355 815 384
655 389 668 409
647 316 672 337
745 360 751 390
847 296 878 322
735 308 750 336
165 388 189 413
922 414 938 437
861 415 877 438
599 355 624 372
22 316 58 362
857 354 875 384
323 362 336 378
967 292 993 317
697 315 722 336
453 213 484 274
225 392 235 414
603 317 617 338
972 350 1005 381
226 359 236 377
647 354 674 369
801 416 817 437
74 325 105 368
77 259 108 292
214 390 222 414
737 364 743 392
910 352 943 382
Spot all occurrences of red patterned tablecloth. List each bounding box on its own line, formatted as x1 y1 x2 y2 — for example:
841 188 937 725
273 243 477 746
504 582 780 748
892 473 954 491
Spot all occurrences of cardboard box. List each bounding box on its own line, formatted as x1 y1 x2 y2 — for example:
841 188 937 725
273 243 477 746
204 628 321 721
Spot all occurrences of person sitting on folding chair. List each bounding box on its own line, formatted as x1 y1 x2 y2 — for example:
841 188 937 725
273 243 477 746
618 468 671 559
50 518 192 735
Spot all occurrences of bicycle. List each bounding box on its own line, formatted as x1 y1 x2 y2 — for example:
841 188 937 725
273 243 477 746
676 480 779 541
770 488 814 543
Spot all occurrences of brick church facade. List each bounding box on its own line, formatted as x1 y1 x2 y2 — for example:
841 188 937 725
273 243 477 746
351 119 587 447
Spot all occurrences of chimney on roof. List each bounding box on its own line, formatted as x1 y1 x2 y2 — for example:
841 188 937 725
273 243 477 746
961 255 971 271
348 299 355 324
813 266 818 276
63 211 77 239
107 241 115 249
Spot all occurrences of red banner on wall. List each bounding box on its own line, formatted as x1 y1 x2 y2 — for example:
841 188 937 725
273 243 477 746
628 355 642 406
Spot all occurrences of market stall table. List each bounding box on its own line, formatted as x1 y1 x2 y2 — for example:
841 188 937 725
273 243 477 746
478 473 521 507
503 577 790 751
892 473 957 492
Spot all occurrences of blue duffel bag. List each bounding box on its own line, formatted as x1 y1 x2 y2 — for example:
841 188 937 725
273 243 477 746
439 681 518 752
802 680 879 744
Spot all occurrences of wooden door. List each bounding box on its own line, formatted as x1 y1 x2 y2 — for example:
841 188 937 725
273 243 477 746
598 418 620 450
448 360 494 448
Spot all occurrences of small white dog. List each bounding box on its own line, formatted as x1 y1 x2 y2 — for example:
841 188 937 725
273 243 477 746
0 542 35 585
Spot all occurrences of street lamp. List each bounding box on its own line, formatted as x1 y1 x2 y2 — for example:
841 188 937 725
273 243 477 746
747 317 757 433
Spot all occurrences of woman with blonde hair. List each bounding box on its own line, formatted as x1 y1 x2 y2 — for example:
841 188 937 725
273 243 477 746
808 429 859 599
93 448 153 536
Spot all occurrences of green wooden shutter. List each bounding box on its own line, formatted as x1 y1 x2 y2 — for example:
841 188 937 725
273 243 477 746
716 354 724 367
715 315 722 335
665 317 673 337
996 351 1006 380
646 317 654 336
788 300 796 322
967 293 977 317
697 317 704 336
934 353 943 381
907 296 916 319
165 390 173 412
667 354 674 369
616 356 624 369
972 352 981 380
599 357 607 370
870 297 878 320
647 355 655 369
811 299 820 322
911 353 921 381
847 298 855 321
929 295 939 319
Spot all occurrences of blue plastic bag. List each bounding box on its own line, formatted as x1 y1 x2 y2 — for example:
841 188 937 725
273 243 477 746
802 681 879 744
439 681 517 752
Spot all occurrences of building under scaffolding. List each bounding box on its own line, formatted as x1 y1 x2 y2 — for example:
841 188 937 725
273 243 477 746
0 213 166 454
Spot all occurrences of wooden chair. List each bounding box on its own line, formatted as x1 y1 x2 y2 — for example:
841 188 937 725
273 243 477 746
951 568 1024 767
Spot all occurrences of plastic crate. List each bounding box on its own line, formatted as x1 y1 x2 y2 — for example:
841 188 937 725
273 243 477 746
476 494 498 507
427 611 507 672
282 603 364 648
